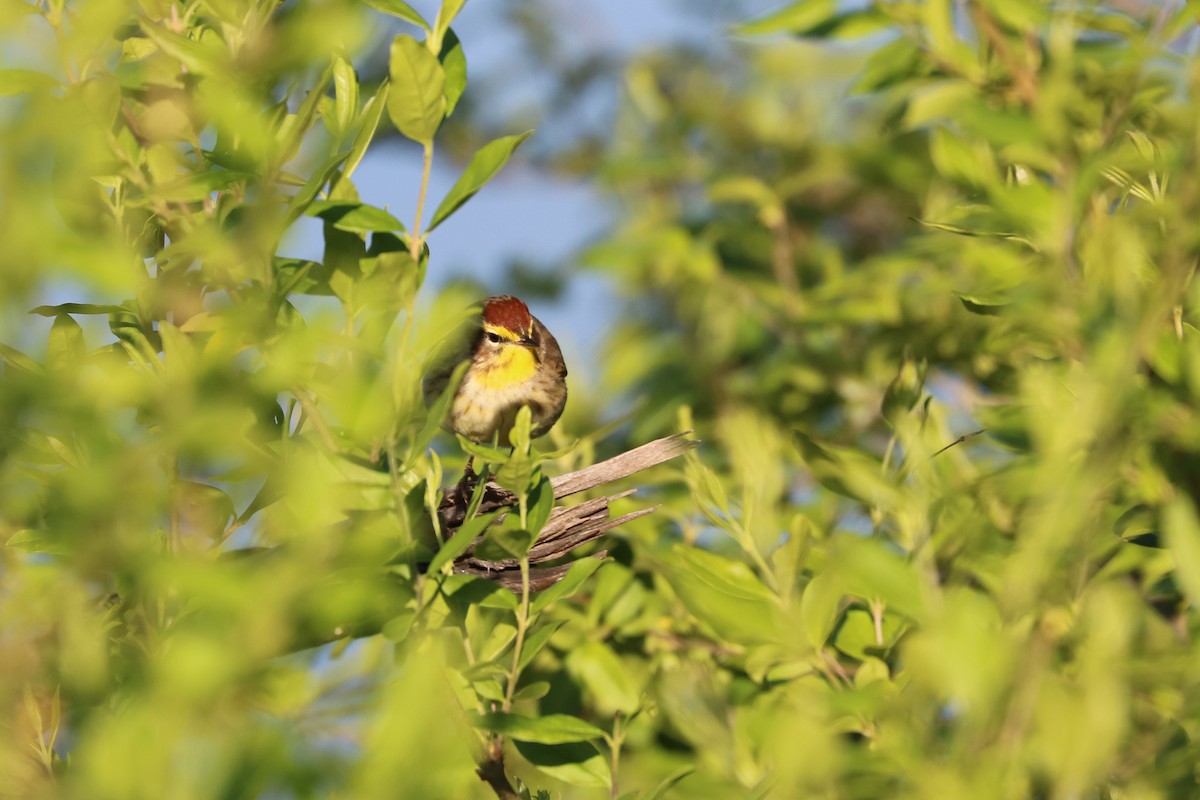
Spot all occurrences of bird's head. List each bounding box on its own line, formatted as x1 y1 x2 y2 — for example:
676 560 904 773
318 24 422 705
474 295 542 388
480 295 538 351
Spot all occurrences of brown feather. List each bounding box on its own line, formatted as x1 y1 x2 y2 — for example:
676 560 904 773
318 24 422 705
482 295 533 334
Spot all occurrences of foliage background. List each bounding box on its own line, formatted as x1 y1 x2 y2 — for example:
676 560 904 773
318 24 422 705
2 0 1200 798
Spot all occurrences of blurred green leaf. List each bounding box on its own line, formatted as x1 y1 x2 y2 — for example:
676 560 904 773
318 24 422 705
1164 497 1200 605
330 57 359 140
6 529 69 556
798 571 842 649
644 767 696 800
661 546 784 645
794 432 900 510
0 69 57 96
738 1 889 39
340 82 390 189
832 608 905 660
285 150 352 225
566 640 640 714
363 0 430 30
48 313 85 370
30 303 126 316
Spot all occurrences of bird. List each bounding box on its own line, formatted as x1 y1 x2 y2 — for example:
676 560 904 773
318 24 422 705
424 295 568 448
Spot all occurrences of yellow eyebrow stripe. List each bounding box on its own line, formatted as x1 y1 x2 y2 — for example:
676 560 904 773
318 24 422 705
483 322 523 341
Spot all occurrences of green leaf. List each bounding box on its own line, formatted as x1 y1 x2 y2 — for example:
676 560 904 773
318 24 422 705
916 218 1038 251
140 24 232 81
428 510 499 576
881 356 926 425
476 524 534 560
305 200 406 233
660 545 784 645
30 303 127 316
794 432 900 510
48 313 85 369
387 34 446 145
565 640 640 714
456 436 511 463
737 1 890 40
512 681 551 703
363 0 429 30
285 150 351 226
331 57 359 140
430 0 468 54
525 473 555 535
274 258 334 297
517 621 564 670
0 69 57 97
1114 504 1158 547
277 64 333 165
956 291 1013 315
0 344 42 375
798 571 842 649
513 741 610 789
832 607 905 660
644 766 696 800
531 558 606 613
6 529 69 556
496 411 536 491
475 712 605 744
339 82 389 189
411 361 469 460
832 536 927 622
1164 496 1200 605
439 28 467 117
153 169 253 203
427 131 533 232
736 0 838 36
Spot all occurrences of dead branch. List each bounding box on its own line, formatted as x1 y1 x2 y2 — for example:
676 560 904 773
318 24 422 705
438 432 697 591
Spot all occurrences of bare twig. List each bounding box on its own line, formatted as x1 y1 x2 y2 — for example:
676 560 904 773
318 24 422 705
932 429 986 458
476 755 520 800
551 432 698 497
438 432 698 591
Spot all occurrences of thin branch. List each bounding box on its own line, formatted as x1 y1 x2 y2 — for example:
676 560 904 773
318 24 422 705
476 754 521 800
932 429 986 458
551 432 698 497
410 142 434 260
436 433 697 592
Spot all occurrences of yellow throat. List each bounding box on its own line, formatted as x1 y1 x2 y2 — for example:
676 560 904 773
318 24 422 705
477 343 538 389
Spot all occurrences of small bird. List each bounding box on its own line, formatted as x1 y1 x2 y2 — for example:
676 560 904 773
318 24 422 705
425 295 568 447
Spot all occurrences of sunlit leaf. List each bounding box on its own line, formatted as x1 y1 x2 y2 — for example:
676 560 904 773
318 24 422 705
387 34 445 145
306 200 406 233
363 0 429 30
513 741 611 789
427 131 533 232
0 69 57 96
474 712 605 744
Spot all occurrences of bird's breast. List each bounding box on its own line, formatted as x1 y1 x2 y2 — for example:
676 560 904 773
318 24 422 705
474 345 538 390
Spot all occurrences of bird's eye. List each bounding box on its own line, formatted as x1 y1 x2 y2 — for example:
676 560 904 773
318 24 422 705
486 332 502 344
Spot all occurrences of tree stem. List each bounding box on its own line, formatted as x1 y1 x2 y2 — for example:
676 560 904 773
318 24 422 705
410 141 434 260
